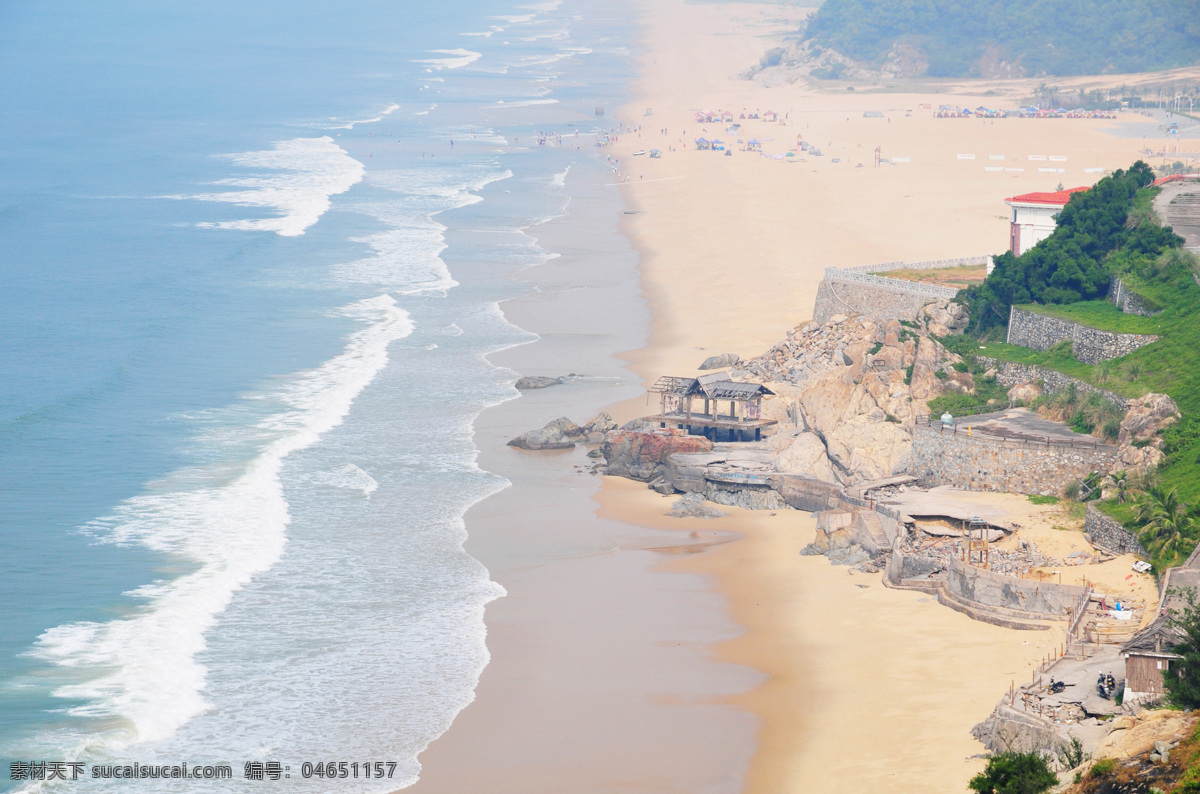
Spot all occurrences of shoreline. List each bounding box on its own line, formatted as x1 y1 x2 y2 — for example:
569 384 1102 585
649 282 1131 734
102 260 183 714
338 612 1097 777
408 0 1200 791
408 153 762 791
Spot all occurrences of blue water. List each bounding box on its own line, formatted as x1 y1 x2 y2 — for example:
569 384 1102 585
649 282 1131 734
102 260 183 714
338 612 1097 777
0 0 633 789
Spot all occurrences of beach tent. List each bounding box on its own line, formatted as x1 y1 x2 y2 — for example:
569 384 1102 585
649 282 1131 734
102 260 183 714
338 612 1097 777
711 139 725 150
747 138 761 150
694 137 711 150
649 149 661 158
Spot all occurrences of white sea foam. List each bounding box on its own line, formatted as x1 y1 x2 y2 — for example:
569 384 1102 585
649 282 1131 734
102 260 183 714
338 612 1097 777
414 48 482 70
334 165 512 293
311 463 378 496
25 296 413 757
495 98 559 107
520 0 562 10
176 137 363 237
551 164 572 188
322 103 401 130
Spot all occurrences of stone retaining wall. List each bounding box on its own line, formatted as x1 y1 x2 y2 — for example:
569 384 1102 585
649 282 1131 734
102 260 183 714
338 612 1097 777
977 357 1130 410
1108 278 1162 317
910 423 1120 495
946 555 1089 617
1006 306 1159 364
812 277 946 324
1085 502 1146 557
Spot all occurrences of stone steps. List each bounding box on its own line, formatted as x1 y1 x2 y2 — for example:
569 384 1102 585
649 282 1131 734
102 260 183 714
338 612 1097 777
936 585 1061 631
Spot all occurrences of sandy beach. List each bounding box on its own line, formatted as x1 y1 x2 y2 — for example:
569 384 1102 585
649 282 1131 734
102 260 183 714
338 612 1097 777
408 1 1200 792
600 0 1197 790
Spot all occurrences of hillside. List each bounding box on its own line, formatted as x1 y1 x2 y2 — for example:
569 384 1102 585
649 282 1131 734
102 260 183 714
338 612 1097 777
803 0 1200 78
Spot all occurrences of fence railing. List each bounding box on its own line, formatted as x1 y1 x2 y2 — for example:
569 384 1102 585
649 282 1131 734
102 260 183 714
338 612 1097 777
836 255 991 275
824 269 962 299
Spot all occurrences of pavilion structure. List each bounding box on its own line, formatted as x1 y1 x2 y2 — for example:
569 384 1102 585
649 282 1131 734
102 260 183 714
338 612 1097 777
646 372 776 441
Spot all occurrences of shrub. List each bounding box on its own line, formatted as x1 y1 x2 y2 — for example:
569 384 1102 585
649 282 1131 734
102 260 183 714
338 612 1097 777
1088 758 1116 778
968 751 1057 794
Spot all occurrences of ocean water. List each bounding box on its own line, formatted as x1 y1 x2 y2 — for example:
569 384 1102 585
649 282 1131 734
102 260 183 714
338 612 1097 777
0 0 633 789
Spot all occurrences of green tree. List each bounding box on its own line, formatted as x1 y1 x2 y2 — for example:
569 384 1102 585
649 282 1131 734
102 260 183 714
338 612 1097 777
967 752 1057 794
1165 588 1200 709
1133 485 1196 560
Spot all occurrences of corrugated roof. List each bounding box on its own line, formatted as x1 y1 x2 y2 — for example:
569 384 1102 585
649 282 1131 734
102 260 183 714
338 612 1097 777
1122 617 1183 658
1005 187 1089 206
648 376 697 395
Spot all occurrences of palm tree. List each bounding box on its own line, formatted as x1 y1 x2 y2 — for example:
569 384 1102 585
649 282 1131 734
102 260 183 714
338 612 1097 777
1134 486 1196 560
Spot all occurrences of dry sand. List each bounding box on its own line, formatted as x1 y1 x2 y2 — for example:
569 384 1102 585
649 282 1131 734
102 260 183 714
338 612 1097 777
607 0 1199 395
598 479 1065 793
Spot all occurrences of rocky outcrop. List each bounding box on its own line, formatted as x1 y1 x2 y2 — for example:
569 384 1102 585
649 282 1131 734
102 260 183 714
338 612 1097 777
1007 382 1043 404
735 313 962 483
508 412 621 450
770 431 842 484
1092 711 1194 762
666 492 727 519
917 300 969 336
581 412 617 444
508 417 582 450
1117 393 1179 470
601 431 714 482
698 352 740 370
515 375 565 390
1118 393 1179 445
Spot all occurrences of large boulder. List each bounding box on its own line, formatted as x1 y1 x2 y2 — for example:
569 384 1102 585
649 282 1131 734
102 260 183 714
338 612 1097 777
515 375 564 390
773 432 842 484
507 417 582 450
667 492 727 518
601 431 714 481
918 300 969 336
1007 382 1043 404
908 336 945 401
1118 393 1180 446
698 353 740 370
580 412 618 443
797 369 914 481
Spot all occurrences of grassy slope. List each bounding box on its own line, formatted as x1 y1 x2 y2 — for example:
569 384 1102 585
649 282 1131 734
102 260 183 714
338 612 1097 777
977 280 1200 506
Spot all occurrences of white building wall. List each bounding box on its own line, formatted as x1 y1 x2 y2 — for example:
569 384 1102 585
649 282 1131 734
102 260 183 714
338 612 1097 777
1009 203 1065 255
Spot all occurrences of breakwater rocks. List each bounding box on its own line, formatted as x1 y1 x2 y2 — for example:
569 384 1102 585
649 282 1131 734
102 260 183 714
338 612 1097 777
1006 306 1159 365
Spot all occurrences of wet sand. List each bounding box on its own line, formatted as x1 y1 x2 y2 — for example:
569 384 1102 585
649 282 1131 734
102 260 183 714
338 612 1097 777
408 158 760 793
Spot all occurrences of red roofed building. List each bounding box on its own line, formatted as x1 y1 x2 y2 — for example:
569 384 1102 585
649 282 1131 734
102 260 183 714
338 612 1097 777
1005 186 1089 256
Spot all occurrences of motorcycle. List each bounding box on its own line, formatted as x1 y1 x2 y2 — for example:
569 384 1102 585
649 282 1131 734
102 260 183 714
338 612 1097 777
1097 671 1117 699
1048 678 1067 694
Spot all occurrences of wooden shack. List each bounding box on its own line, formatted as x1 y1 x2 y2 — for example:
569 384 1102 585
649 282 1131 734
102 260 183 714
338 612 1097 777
1121 619 1182 704
647 373 775 441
